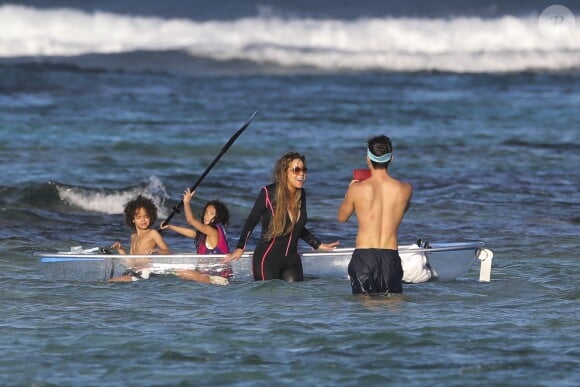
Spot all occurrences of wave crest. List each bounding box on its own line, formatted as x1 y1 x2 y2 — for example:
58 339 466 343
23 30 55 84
52 176 169 216
1 4 578 73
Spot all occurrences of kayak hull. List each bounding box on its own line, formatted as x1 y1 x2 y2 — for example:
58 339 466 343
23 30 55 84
39 241 493 283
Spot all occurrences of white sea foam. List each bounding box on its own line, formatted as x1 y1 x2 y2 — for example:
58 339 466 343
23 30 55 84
1 4 578 72
57 187 139 214
55 176 169 217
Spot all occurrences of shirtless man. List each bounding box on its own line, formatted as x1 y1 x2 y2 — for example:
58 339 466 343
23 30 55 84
338 135 413 295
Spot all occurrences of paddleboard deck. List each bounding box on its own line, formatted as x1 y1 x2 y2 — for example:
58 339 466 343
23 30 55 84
38 241 493 283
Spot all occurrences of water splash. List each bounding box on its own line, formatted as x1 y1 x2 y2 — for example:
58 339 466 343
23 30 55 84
53 176 169 217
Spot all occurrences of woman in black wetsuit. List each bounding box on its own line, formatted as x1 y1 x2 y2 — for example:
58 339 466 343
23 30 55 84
223 152 339 281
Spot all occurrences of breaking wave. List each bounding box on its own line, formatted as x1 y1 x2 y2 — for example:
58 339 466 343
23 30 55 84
1 4 578 73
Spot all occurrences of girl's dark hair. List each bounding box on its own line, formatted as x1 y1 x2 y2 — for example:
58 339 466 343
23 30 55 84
195 199 230 249
201 199 230 227
123 195 158 232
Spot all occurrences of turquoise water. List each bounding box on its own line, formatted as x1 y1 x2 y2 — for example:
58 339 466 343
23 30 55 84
1 2 579 385
1 68 578 387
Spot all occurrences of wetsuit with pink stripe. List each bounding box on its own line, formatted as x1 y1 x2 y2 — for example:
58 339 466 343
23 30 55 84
235 184 321 281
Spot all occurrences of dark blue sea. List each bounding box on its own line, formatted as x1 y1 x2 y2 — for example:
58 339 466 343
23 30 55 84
0 1 579 386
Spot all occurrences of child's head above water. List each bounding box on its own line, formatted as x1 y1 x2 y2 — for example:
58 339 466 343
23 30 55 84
202 199 230 227
124 195 158 232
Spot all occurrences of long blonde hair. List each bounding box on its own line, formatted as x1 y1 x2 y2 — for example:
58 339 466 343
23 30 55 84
265 152 305 240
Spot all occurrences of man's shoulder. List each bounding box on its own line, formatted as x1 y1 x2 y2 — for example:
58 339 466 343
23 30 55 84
400 179 413 190
390 176 412 189
379 177 413 198
397 180 413 197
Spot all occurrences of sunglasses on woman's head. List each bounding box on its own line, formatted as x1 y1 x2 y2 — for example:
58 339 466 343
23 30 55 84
288 166 308 174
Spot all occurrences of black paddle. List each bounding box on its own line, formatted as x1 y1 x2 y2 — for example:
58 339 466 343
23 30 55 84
160 110 258 230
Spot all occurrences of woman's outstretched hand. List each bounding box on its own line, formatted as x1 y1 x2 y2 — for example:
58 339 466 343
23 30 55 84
222 248 244 263
317 241 340 251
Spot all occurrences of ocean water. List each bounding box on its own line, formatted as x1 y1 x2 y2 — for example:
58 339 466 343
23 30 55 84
1 1 579 386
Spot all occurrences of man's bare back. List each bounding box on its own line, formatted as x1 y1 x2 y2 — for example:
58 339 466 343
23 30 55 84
338 171 412 250
339 169 412 249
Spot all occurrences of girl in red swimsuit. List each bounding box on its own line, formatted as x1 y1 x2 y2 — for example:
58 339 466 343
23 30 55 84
162 189 231 283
